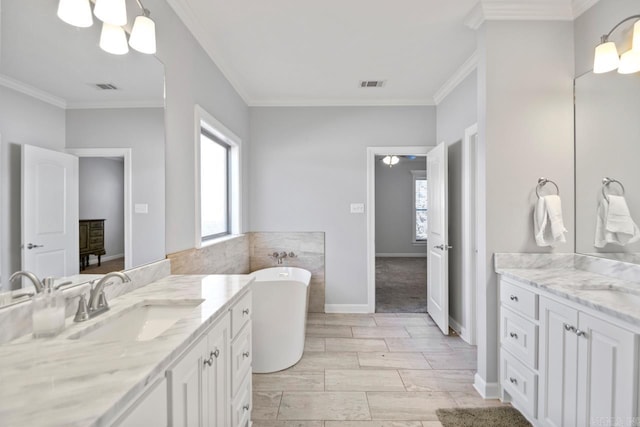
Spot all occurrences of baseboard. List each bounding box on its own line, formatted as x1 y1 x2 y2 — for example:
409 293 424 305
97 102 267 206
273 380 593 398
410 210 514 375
85 253 124 266
375 253 427 258
324 304 371 314
473 373 501 399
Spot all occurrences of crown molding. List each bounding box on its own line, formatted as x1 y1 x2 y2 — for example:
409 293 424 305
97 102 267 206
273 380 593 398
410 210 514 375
465 0 575 30
433 51 479 105
249 98 436 107
0 74 66 109
164 0 251 105
65 100 166 110
572 0 600 18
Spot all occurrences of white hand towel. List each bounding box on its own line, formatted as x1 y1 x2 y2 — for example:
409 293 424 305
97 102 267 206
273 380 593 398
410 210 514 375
594 196 640 247
534 195 567 247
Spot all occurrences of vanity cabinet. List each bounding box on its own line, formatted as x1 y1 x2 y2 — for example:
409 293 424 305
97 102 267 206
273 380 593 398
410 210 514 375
500 276 639 427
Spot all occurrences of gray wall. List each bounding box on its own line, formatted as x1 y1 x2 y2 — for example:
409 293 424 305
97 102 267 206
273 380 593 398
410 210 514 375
249 106 436 307
0 86 66 288
79 158 125 261
375 157 427 255
66 108 165 267
150 0 251 254
477 20 575 387
435 70 478 330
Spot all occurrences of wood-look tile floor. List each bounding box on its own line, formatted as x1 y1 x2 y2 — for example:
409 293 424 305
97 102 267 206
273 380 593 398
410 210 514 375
252 313 507 427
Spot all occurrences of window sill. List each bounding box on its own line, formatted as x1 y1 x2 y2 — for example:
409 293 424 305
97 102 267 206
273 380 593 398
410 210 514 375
412 241 427 246
200 233 245 248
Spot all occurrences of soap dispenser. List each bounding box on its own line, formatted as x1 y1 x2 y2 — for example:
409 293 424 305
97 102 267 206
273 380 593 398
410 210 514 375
32 278 66 338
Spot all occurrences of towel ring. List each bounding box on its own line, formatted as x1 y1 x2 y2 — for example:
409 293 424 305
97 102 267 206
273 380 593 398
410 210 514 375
536 177 560 199
602 177 625 202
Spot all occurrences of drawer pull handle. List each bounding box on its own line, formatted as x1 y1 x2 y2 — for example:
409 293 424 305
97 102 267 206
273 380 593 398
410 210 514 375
509 295 518 302
213 349 220 358
509 332 518 339
243 351 250 358
242 308 250 315
509 377 518 385
576 329 588 338
564 323 576 333
243 404 250 412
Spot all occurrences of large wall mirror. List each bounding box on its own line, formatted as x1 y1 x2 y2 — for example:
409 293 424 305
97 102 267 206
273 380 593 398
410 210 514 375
575 71 640 264
0 0 166 297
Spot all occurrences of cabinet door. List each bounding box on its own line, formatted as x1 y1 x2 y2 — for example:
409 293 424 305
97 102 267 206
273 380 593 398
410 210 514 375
204 313 230 427
576 312 637 427
539 297 579 427
113 378 167 427
168 336 207 427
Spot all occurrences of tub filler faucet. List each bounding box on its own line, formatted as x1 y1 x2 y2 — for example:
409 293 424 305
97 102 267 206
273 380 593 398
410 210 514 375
270 251 296 264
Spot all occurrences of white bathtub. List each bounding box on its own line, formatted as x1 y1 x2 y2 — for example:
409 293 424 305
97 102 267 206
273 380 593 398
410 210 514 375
251 267 312 373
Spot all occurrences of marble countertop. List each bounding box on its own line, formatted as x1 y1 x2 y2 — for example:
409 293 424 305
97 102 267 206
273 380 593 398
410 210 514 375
497 267 640 327
0 274 253 427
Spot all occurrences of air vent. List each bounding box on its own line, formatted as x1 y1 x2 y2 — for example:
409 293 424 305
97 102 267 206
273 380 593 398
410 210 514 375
94 83 118 90
359 80 385 88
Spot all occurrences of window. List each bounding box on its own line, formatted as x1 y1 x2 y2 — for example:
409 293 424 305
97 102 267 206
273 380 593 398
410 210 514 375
200 129 230 240
412 170 427 242
195 106 241 246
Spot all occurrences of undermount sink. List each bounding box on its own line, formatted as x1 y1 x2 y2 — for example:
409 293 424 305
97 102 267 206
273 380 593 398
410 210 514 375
69 300 204 342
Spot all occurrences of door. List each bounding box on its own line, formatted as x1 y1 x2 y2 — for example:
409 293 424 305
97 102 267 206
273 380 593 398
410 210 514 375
576 312 637 427
168 335 207 427
22 145 79 281
426 142 449 335
539 297 579 427
205 315 230 427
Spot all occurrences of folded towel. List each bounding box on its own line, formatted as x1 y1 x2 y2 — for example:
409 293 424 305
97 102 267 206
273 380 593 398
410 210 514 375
534 195 567 247
594 196 640 247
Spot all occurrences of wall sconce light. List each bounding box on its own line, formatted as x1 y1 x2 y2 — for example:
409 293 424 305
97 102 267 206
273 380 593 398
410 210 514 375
382 155 400 167
57 0 157 55
594 15 640 74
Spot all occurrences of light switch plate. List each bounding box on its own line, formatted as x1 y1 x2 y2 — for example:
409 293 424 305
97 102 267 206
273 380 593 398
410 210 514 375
350 203 365 214
134 203 148 214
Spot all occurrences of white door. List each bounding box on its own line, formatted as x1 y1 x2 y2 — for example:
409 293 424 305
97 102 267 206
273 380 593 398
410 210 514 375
22 145 79 281
426 142 449 335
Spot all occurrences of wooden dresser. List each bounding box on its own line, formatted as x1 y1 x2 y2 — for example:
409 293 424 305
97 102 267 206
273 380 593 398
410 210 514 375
79 219 106 270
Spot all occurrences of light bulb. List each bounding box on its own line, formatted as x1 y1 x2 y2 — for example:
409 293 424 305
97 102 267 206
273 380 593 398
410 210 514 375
57 0 93 28
633 20 640 51
129 15 157 54
99 22 129 55
593 41 620 73
618 49 640 74
94 0 127 26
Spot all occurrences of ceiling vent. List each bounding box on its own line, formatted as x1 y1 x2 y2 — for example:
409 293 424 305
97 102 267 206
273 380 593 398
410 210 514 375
94 83 119 90
359 80 385 88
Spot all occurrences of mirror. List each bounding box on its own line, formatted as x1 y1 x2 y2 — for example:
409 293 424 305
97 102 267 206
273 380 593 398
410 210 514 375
575 71 640 264
0 0 166 298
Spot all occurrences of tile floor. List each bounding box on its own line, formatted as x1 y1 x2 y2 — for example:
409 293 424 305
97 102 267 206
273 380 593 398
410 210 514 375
376 258 427 313
252 313 507 427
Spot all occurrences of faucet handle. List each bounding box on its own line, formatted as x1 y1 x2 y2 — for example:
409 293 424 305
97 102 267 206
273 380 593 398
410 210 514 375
288 252 297 258
74 294 89 322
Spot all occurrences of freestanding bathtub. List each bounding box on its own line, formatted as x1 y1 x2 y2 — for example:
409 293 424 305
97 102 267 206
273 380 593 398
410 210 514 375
251 267 312 373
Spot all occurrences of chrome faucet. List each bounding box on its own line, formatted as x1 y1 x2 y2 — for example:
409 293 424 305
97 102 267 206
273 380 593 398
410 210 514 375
9 271 44 293
75 271 131 322
270 251 297 264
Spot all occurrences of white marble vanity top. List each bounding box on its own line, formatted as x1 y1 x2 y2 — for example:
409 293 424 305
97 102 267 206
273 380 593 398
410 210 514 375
0 274 253 426
496 266 640 328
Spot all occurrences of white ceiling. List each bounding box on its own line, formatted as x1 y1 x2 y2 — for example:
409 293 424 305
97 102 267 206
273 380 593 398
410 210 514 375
167 0 597 106
0 0 164 108
169 0 479 106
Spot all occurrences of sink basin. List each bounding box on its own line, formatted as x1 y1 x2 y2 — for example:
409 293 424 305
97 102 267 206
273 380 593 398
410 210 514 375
69 300 204 341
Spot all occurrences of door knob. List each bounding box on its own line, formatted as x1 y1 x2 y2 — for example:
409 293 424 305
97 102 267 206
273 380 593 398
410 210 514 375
433 244 453 250
26 243 44 250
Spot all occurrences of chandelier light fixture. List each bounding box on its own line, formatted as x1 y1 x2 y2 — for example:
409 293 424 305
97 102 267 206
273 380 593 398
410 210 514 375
593 15 640 74
382 155 400 168
57 0 157 55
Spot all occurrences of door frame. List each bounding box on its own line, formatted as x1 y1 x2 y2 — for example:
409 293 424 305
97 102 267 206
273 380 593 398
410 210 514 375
66 148 133 270
461 123 478 344
366 146 432 313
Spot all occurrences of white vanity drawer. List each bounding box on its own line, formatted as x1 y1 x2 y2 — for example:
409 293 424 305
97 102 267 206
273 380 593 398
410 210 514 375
501 306 538 369
231 291 252 338
500 279 538 320
231 322 252 397
501 349 537 420
231 374 252 427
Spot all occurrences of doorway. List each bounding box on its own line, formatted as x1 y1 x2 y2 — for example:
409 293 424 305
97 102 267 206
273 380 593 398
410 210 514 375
366 146 430 313
67 148 132 272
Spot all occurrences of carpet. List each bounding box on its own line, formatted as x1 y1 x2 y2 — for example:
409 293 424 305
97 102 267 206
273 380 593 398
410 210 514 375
436 406 532 427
